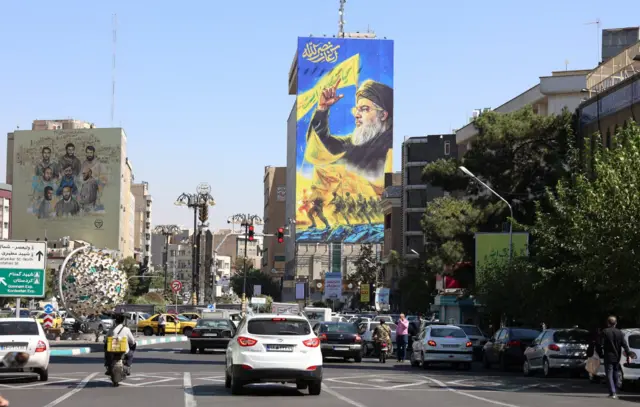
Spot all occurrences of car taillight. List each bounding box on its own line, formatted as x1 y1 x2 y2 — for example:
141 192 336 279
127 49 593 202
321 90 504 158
466 341 473 347
319 334 327 342
36 340 47 352
354 334 362 343
303 337 320 347
237 336 257 347
427 340 436 347
306 366 318 371
548 344 560 351
240 364 252 370
507 340 521 347
191 331 201 338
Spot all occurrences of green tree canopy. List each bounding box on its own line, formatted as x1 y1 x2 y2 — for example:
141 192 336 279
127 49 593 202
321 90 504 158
230 270 280 301
351 244 381 287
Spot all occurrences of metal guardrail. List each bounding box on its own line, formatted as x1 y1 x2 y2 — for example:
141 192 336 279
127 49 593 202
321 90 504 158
587 40 640 94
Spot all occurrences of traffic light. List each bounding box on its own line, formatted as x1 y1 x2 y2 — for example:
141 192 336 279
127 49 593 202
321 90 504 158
248 225 255 241
277 228 284 243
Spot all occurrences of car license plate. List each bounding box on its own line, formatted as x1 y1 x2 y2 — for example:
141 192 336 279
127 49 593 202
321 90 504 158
0 346 25 351
203 333 218 337
333 346 349 351
266 345 294 352
443 345 459 348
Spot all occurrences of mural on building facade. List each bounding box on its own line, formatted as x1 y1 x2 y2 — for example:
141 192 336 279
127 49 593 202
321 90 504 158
12 128 122 244
295 37 394 243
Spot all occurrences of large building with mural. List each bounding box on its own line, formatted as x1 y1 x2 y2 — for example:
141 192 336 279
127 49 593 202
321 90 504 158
7 127 135 257
292 36 394 244
283 35 393 302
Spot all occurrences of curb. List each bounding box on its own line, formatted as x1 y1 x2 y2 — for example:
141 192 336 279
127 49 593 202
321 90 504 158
50 335 189 357
50 347 92 356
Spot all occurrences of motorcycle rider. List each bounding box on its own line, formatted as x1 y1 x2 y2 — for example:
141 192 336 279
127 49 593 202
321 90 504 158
104 313 136 375
372 320 392 359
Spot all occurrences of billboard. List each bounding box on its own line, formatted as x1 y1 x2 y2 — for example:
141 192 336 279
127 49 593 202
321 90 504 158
295 37 394 243
475 232 529 282
11 128 123 249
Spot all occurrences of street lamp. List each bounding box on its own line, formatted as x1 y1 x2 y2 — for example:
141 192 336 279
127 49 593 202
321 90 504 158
459 166 513 260
153 225 181 294
228 213 263 308
175 184 216 305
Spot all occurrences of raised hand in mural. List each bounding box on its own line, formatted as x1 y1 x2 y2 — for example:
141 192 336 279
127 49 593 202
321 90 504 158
318 78 344 111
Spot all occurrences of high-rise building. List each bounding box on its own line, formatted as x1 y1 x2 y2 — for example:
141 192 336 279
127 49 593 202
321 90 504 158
131 182 153 266
0 184 11 239
261 166 286 276
402 135 457 260
7 125 135 257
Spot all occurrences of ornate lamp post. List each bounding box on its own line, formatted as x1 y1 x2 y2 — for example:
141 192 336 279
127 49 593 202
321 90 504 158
228 214 263 308
175 183 216 305
153 224 181 294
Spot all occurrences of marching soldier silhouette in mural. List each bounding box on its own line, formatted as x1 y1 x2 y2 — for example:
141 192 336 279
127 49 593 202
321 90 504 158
329 191 350 226
357 193 372 225
307 185 331 229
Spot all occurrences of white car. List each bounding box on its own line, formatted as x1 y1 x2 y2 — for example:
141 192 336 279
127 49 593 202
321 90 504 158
410 324 473 370
0 318 50 381
596 328 640 389
225 313 323 395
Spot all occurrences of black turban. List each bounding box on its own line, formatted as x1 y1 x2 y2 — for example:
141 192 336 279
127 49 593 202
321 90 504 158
356 80 394 119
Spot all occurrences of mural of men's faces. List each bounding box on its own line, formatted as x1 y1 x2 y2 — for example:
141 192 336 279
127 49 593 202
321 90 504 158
28 140 109 218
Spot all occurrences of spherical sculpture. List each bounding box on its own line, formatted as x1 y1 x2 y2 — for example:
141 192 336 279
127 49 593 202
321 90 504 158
58 249 128 318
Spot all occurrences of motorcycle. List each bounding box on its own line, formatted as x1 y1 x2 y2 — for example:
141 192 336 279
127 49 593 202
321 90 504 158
379 342 389 363
107 352 130 387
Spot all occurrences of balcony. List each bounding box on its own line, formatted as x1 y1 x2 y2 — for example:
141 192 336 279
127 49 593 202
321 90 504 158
587 40 640 95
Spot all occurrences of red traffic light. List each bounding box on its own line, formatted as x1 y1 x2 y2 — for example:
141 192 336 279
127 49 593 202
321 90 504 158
277 227 284 243
248 225 255 241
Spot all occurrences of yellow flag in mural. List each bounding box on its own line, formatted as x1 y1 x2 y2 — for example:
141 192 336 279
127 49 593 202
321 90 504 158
296 54 360 120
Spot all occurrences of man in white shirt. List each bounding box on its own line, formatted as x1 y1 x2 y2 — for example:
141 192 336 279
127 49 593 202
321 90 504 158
104 314 137 375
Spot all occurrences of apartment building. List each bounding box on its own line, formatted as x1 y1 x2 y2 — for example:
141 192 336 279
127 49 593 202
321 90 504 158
131 182 153 266
0 185 11 239
262 166 286 276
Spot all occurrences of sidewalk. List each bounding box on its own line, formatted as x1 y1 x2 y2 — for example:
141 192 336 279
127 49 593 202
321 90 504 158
50 335 189 356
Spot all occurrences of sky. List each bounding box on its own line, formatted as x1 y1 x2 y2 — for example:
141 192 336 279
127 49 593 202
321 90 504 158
0 1 633 230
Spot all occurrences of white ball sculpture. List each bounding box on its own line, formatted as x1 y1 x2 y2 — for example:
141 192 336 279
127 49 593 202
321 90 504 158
59 249 128 318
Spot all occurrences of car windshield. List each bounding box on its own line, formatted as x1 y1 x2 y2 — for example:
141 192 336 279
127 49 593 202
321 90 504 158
553 329 590 343
320 323 357 333
99 315 111 320
511 329 541 339
407 315 419 321
141 313 150 320
197 319 232 329
459 326 483 336
305 311 325 320
431 328 466 338
370 322 397 331
0 321 39 335
176 315 190 322
247 318 311 335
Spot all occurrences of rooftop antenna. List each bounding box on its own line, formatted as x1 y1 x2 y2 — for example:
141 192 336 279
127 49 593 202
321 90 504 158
111 13 117 127
564 59 569 71
338 0 346 38
585 18 601 66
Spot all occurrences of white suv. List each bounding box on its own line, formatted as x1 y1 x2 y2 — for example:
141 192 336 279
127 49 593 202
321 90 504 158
225 313 323 395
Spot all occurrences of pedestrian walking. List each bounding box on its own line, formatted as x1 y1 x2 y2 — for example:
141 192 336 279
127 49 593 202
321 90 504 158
395 313 409 362
597 316 630 399
157 314 166 336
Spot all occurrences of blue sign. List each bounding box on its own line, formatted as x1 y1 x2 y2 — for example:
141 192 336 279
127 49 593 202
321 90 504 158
207 304 215 310
43 304 54 314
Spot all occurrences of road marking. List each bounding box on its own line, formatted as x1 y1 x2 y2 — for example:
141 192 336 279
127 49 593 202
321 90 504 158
389 380 427 389
324 384 368 407
421 376 521 407
329 386 449 391
42 372 97 407
506 384 541 392
184 372 196 407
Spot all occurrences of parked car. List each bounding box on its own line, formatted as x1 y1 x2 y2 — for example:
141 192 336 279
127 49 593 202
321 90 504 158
457 324 488 360
523 328 590 377
483 327 540 370
190 318 236 353
138 314 196 336
410 324 473 369
594 328 640 389
0 318 50 381
85 314 114 333
313 321 363 362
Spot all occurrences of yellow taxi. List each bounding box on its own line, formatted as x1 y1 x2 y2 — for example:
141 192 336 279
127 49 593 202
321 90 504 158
137 313 197 336
35 311 63 328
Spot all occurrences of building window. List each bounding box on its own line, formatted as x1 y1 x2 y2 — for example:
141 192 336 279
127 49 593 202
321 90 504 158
406 212 423 232
444 141 451 156
407 143 430 162
384 214 392 229
407 166 424 185
406 235 424 254
407 189 428 208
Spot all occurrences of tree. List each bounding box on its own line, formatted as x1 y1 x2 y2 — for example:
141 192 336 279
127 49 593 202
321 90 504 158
351 244 381 287
230 270 280 300
120 257 139 301
526 122 640 327
234 256 254 274
45 268 57 299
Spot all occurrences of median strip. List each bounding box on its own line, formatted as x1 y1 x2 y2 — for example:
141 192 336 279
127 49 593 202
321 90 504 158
50 335 189 356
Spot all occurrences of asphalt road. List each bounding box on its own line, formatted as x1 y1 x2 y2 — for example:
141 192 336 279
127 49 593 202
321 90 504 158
0 342 637 407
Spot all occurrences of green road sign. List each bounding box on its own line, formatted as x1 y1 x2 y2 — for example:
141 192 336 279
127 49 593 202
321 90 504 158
0 241 47 298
